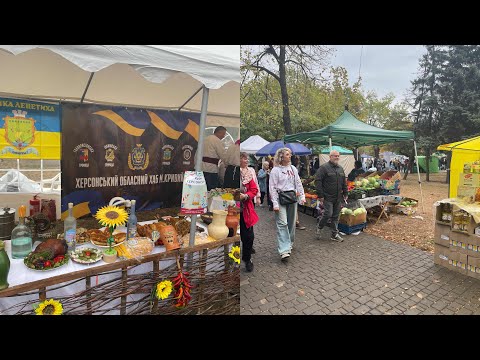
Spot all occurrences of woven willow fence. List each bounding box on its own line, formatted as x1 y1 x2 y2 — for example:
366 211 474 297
0 237 240 315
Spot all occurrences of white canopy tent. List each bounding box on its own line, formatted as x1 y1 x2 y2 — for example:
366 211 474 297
0 45 240 247
240 135 270 155
0 45 240 127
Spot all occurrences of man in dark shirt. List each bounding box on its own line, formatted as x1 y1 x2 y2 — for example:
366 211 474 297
347 160 365 182
315 150 348 242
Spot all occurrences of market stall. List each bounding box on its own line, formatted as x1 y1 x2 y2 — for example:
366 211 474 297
0 46 240 314
284 108 423 212
0 218 240 315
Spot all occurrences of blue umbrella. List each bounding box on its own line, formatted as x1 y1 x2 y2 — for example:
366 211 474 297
256 140 312 156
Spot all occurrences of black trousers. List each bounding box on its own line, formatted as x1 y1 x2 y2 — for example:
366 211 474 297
240 213 254 262
204 172 219 191
260 191 266 204
224 165 240 188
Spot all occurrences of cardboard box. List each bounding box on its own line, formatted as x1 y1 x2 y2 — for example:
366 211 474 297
434 223 451 247
339 212 367 226
459 172 480 187
448 250 468 274
449 230 479 255
435 202 453 225
451 205 477 235
456 186 480 202
434 244 450 267
467 255 480 280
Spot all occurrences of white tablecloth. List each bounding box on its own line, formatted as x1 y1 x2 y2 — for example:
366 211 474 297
0 219 236 315
357 195 400 209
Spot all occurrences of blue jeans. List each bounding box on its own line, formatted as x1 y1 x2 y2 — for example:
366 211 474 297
274 202 297 256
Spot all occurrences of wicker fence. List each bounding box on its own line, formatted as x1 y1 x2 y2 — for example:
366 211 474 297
0 237 240 315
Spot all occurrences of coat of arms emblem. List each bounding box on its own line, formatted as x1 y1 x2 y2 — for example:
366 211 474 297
128 144 149 170
3 110 35 150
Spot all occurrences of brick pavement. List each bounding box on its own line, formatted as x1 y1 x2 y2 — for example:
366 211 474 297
240 205 480 315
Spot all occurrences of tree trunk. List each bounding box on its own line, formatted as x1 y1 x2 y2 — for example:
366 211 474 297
278 46 293 135
374 146 380 160
425 148 430 182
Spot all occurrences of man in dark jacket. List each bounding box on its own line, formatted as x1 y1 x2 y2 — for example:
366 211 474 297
315 150 348 242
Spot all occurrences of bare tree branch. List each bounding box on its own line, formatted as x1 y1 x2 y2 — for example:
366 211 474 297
249 64 281 82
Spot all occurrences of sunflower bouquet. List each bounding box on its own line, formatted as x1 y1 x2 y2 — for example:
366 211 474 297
94 205 129 256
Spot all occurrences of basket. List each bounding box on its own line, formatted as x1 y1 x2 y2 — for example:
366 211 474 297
338 222 367 235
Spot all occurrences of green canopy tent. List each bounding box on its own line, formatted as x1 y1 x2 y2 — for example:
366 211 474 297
284 109 424 212
285 110 414 147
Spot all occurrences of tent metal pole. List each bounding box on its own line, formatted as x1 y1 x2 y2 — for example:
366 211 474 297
188 86 209 260
329 137 332 152
178 86 204 111
414 140 425 213
80 73 94 103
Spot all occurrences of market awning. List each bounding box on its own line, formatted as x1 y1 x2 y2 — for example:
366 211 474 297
437 136 480 151
284 110 414 147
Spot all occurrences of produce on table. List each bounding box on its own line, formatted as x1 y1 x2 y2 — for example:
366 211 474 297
340 207 366 216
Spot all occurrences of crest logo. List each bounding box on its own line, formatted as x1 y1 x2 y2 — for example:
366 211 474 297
73 143 94 168
128 144 149 170
162 145 174 165
3 110 36 150
104 144 117 167
105 148 115 162
182 145 193 165
79 148 89 162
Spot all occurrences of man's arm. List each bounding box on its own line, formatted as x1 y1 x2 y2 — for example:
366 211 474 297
214 138 227 163
315 166 325 199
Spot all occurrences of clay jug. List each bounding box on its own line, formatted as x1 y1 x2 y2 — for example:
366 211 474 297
208 210 229 240
0 240 10 290
159 224 180 251
226 206 239 237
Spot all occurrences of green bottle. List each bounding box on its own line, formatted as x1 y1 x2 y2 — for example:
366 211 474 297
0 240 10 290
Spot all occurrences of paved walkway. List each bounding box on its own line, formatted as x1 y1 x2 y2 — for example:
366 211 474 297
240 206 480 315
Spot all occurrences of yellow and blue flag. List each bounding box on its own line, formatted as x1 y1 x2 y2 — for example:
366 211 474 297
0 98 61 159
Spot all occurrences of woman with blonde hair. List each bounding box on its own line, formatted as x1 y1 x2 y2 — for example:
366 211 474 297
269 148 305 262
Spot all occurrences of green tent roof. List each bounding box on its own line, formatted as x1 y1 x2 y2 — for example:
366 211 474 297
284 110 414 147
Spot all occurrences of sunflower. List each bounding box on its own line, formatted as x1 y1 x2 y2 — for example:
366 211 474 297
34 299 63 315
221 193 234 201
228 245 241 264
155 280 173 300
95 205 129 228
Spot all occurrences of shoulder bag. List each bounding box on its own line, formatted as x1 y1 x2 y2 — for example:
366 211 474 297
278 166 298 205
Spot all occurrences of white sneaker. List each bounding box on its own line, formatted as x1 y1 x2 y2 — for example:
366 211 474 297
281 253 290 262
330 233 344 242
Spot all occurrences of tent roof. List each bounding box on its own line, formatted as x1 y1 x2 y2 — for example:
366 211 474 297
240 135 270 154
0 45 240 119
284 110 414 147
438 136 480 152
312 145 353 155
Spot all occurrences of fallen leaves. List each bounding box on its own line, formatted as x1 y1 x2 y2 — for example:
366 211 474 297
416 293 424 299
363 174 448 254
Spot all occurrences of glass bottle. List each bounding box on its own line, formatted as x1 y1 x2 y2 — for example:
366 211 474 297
64 202 76 252
11 205 33 259
126 200 137 240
